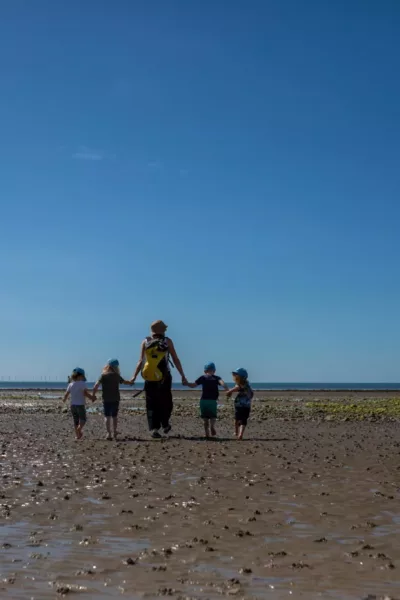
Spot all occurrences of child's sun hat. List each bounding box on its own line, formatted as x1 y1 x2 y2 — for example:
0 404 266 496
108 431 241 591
73 367 85 376
232 368 248 379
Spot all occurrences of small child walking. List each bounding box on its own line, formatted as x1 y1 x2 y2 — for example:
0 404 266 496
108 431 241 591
63 368 95 440
188 362 228 438
226 368 254 440
93 359 131 440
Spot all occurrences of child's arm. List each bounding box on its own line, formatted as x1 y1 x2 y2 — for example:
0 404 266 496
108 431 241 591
63 389 70 403
186 375 204 389
92 379 101 399
121 379 131 385
218 378 229 391
226 385 240 398
84 390 96 403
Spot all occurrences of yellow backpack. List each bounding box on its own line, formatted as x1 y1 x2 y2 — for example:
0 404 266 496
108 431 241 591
141 337 170 382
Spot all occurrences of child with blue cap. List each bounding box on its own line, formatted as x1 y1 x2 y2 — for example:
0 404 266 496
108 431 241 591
93 359 131 440
187 362 228 438
226 368 254 440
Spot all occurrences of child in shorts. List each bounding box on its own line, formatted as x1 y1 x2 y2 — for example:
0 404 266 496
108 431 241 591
226 368 254 440
188 362 228 438
63 368 95 440
93 359 131 440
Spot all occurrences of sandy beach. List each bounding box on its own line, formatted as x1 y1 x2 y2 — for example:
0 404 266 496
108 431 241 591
1 390 400 599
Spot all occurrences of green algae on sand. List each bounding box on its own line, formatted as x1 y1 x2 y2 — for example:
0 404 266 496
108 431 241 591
305 397 400 420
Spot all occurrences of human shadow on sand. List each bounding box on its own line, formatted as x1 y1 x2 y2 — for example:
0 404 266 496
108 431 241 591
109 435 290 443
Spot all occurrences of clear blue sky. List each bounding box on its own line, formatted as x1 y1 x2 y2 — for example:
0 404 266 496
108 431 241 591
1 0 399 382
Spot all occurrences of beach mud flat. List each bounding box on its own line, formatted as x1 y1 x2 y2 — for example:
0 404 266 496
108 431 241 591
1 392 400 599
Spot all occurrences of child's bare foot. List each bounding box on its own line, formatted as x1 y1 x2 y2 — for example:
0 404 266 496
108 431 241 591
106 433 112 441
211 426 217 437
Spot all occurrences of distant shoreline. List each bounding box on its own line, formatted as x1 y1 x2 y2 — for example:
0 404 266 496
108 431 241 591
1 386 400 393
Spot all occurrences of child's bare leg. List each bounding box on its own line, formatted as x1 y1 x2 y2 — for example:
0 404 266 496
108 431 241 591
113 416 118 437
238 424 246 440
203 418 210 438
210 419 217 437
74 425 81 439
78 420 85 438
105 417 112 439
234 420 239 437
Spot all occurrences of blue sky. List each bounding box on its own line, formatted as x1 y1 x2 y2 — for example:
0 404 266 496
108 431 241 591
1 0 399 382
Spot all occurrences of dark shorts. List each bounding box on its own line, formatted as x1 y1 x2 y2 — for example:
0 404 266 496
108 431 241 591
103 402 119 417
71 405 87 426
235 406 251 425
200 399 217 419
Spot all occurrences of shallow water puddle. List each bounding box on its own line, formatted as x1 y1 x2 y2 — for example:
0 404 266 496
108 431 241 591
85 496 103 505
171 472 199 485
97 535 150 554
0 521 72 575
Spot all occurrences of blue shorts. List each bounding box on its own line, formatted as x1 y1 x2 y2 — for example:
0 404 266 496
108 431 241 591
103 402 119 417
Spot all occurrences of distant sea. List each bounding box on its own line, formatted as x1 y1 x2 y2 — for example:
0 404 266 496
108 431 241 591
1 382 400 391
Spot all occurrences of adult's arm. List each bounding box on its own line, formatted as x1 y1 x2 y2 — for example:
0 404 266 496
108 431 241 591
168 338 188 384
130 341 145 383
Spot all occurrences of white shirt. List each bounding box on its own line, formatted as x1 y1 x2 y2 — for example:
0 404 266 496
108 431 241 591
67 381 87 406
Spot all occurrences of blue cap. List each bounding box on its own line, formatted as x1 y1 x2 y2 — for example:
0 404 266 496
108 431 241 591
204 362 216 372
107 358 119 368
232 367 248 379
73 367 85 376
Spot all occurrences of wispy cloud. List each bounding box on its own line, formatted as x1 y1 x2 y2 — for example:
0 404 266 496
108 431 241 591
72 146 104 161
147 160 164 170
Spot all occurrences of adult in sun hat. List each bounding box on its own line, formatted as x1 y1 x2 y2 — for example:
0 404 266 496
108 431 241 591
130 320 188 438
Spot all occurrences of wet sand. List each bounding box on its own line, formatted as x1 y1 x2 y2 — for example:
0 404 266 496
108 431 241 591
1 391 400 599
